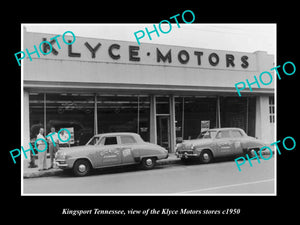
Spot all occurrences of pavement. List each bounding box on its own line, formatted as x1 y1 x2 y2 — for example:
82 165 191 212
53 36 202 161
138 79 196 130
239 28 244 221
23 150 273 179
23 157 275 194
23 153 181 179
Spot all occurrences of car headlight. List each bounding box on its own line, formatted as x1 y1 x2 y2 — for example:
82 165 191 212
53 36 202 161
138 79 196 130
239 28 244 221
55 151 67 160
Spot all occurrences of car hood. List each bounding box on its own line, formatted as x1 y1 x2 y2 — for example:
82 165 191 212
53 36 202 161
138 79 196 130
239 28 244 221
180 139 213 148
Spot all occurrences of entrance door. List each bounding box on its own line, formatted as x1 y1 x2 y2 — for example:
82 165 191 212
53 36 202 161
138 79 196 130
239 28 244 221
156 116 170 151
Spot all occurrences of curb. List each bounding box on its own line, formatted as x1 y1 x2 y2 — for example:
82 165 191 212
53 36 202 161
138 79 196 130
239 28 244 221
23 168 63 179
23 157 181 179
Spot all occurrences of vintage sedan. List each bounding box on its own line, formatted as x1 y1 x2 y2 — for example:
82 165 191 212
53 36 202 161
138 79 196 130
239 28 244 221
175 128 266 163
55 132 168 176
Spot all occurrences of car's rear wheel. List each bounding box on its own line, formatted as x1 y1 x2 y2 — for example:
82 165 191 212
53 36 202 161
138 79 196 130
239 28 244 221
199 150 213 163
73 159 91 177
141 157 156 170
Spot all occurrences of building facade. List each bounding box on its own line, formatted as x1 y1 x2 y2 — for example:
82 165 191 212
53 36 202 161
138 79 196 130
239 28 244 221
22 31 275 153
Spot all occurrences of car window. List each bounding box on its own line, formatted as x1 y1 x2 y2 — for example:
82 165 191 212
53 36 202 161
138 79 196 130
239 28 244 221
231 130 243 138
103 136 118 145
216 130 230 139
198 131 217 139
120 136 137 144
86 136 100 145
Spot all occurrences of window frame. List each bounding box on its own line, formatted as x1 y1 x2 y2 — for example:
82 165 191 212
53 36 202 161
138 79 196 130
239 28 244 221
119 135 137 145
215 130 231 139
99 136 118 146
230 129 244 138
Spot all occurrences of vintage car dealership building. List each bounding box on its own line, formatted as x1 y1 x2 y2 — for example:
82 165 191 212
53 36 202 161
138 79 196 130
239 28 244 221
23 30 275 153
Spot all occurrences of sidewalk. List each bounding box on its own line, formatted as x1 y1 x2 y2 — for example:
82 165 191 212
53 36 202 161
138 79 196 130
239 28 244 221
23 153 181 179
23 151 273 179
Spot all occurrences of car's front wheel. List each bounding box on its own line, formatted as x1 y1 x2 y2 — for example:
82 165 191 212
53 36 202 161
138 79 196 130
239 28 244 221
199 150 213 163
73 159 91 177
141 157 156 170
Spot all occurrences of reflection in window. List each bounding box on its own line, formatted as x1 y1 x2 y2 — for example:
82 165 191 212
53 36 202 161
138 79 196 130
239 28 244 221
29 93 45 139
175 96 217 140
87 136 100 145
231 130 243 138
29 93 95 146
156 96 170 114
46 93 94 146
216 130 230 139
97 95 150 142
198 130 217 139
120 136 137 144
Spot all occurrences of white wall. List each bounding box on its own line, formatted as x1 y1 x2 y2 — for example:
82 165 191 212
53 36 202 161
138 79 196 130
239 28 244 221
255 96 275 144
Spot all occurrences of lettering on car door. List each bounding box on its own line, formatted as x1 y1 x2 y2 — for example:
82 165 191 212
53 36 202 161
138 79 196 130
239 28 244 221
119 135 136 164
230 130 244 155
215 130 235 157
100 136 122 166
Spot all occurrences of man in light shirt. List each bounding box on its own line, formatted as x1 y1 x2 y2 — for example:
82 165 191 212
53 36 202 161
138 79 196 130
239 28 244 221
47 127 60 169
36 128 47 171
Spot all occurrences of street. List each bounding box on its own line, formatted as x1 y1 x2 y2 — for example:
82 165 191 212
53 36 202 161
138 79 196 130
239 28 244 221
23 157 275 195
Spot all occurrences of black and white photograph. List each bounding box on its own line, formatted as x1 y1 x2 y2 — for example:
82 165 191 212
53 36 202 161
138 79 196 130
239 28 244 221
20 23 276 195
4 5 298 220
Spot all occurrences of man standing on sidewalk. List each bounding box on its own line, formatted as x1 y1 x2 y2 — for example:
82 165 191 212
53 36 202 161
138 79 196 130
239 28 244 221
37 128 47 171
47 127 60 169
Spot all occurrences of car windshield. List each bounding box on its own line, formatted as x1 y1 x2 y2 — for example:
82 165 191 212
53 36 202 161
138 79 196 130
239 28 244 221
86 136 101 145
197 130 217 139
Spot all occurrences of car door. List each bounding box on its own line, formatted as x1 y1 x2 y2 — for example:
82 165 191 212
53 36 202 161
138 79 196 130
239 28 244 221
118 135 137 164
98 136 122 167
214 130 235 157
229 129 244 155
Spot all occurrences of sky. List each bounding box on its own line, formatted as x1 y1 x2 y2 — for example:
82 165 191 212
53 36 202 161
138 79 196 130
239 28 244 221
24 24 276 55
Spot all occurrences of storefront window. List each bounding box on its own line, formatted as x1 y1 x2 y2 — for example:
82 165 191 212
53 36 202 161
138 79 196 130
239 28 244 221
97 95 150 142
29 93 95 146
138 96 151 142
29 93 45 140
156 96 170 114
46 93 94 146
220 97 247 133
183 97 217 139
175 97 184 142
175 96 217 141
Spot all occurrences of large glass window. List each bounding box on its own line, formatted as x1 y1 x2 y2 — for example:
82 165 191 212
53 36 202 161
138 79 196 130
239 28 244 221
220 97 247 131
46 93 95 146
175 96 217 140
29 93 95 146
29 93 45 140
219 96 256 137
156 96 170 114
97 95 150 142
29 93 151 147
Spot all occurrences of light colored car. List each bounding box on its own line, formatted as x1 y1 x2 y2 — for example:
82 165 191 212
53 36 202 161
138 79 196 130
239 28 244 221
55 132 168 176
175 128 266 163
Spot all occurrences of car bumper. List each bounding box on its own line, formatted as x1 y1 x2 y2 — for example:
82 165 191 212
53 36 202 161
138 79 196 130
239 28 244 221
176 151 199 159
55 160 71 169
157 153 169 160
